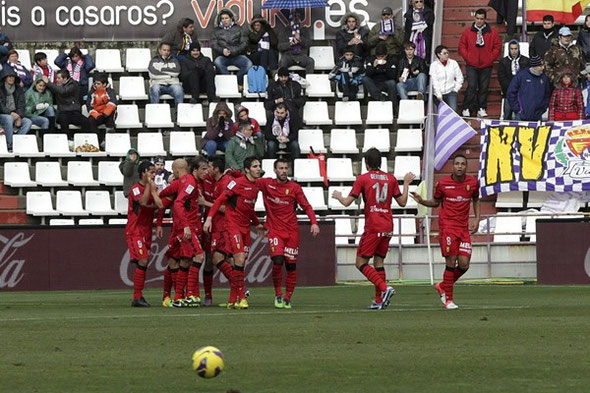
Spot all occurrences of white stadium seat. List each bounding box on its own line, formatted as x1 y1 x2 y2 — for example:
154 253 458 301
294 159 323 182
0 135 13 158
366 101 394 125
305 74 334 97
105 133 131 157
240 101 267 126
4 162 36 187
50 219 75 226
144 103 174 128
16 49 32 70
261 159 275 178
331 215 354 244
169 131 198 156
299 129 326 154
329 129 358 154
394 156 421 180
397 100 425 125
56 190 88 215
528 191 550 208
525 215 551 242
98 161 124 186
215 75 242 98
79 218 105 225
301 187 327 210
334 101 362 125
35 162 67 187
95 49 124 72
363 129 390 152
177 103 206 127
115 191 128 214
303 101 332 125
119 76 148 100
125 48 151 72
355 217 365 244
494 214 522 242
361 157 387 174
327 158 356 182
392 185 418 209
115 104 143 128
109 218 128 225
496 192 523 208
43 134 75 157
73 133 106 156
390 217 417 245
85 190 117 215
26 191 59 216
309 46 335 70
328 187 356 210
395 129 423 152
13 135 43 157
67 161 99 186
137 133 166 156
36 49 60 71
201 47 213 61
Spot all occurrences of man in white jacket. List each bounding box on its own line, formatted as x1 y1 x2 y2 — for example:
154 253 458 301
429 45 463 112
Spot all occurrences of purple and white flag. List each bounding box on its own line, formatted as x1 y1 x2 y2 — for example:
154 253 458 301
434 101 477 171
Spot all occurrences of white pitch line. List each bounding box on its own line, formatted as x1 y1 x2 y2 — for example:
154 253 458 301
0 305 530 323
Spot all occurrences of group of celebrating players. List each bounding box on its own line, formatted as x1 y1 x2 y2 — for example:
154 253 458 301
124 148 479 311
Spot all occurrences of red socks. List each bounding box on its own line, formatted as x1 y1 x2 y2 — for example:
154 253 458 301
175 266 189 300
203 269 213 299
216 261 233 281
186 262 202 298
133 265 147 300
359 263 387 292
229 265 244 304
163 266 173 298
454 266 467 282
285 263 297 301
443 266 455 301
375 267 386 302
272 263 283 297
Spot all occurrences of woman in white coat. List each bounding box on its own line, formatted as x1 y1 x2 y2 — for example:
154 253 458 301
429 45 463 112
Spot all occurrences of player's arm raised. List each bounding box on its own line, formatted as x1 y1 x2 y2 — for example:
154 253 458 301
470 196 481 234
138 178 152 207
410 192 441 208
393 172 416 207
331 189 356 207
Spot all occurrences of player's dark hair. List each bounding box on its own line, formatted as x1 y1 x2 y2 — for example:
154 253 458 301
364 148 382 170
543 15 554 22
453 154 467 163
209 155 225 172
34 52 47 64
138 160 154 175
243 156 260 170
273 157 290 169
475 8 487 18
190 155 209 171
56 69 70 79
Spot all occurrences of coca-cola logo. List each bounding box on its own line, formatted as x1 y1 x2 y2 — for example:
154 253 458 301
119 230 272 287
0 233 34 288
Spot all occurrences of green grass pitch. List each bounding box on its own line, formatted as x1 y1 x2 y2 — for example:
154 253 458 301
1 284 589 393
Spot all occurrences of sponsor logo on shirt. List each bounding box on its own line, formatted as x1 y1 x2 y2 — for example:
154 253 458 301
369 205 390 213
444 185 456 189
446 196 468 202
267 196 289 205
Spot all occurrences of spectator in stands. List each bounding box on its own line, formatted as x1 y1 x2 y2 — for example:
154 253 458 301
265 103 300 159
329 45 365 101
498 40 529 120
211 8 252 86
87 74 117 144
225 122 265 170
581 65 590 119
335 13 369 60
246 14 278 73
265 67 304 120
6 50 33 89
458 8 501 117
55 47 95 102
368 7 403 57
233 105 262 137
119 148 140 197
397 41 428 100
163 18 198 58
506 55 551 121
429 45 463 112
548 69 585 121
44 69 88 146
153 156 173 191
544 27 583 85
277 10 314 74
25 78 55 132
0 67 32 150
180 42 216 103
0 27 12 64
530 15 558 59
31 52 55 84
202 102 234 156
579 15 590 64
362 42 398 109
148 42 183 106
404 0 434 63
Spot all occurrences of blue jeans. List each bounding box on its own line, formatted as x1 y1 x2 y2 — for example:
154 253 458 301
204 140 228 156
396 73 427 99
149 83 184 106
0 114 32 148
442 92 458 112
31 106 55 130
214 55 252 85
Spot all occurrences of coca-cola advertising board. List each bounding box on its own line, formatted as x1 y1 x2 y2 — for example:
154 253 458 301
0 222 335 291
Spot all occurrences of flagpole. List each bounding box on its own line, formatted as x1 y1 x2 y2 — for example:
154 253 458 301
521 0 527 42
425 213 434 285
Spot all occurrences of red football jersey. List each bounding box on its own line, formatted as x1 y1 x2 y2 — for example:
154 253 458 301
211 174 232 232
208 175 260 230
125 182 157 236
349 170 401 233
165 173 201 231
257 178 318 234
434 175 479 229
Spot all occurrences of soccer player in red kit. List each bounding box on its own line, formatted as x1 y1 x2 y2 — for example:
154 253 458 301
257 158 320 309
203 156 265 309
126 160 164 307
332 148 415 310
412 154 480 310
198 162 217 306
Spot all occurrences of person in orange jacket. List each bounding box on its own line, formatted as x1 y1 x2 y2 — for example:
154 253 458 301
86 73 118 144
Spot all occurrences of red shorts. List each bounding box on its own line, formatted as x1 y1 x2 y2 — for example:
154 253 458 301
356 232 390 259
439 227 472 257
227 227 251 256
211 231 229 255
126 234 151 261
169 228 204 259
267 230 299 262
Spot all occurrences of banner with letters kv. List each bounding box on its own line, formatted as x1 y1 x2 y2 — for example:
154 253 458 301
1 0 398 42
478 120 590 197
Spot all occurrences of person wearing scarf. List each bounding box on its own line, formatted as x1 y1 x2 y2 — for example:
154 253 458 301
277 10 315 73
548 69 585 121
329 45 365 101
32 52 55 84
202 101 234 156
404 0 434 62
368 7 403 57
498 39 529 120
265 103 300 159
530 15 559 59
0 67 32 150
225 123 265 170
162 18 199 58
6 50 33 89
544 26 584 85
25 77 55 131
335 12 369 59
54 46 95 102
246 14 278 72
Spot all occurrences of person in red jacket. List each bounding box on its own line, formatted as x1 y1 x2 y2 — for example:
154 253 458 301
548 69 585 121
458 8 501 118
